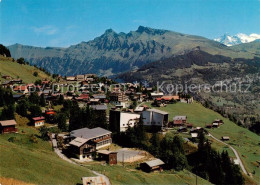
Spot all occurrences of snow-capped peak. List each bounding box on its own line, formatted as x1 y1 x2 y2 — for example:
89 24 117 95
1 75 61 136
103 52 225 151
214 33 260 46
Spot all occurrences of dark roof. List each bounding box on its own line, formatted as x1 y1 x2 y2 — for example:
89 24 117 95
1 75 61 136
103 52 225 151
90 104 107 111
70 127 111 140
13 94 24 98
93 94 106 99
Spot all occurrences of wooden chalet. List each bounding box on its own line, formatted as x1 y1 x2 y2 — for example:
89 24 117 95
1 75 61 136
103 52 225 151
140 158 165 173
69 127 112 160
32 116 45 127
221 136 230 141
96 150 118 165
0 120 18 134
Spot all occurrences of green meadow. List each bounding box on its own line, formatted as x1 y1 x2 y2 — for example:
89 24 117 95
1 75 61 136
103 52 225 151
0 58 52 84
0 126 93 184
144 102 260 182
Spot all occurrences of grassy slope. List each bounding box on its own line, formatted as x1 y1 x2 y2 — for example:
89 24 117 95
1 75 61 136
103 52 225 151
86 163 211 185
0 57 52 84
0 126 211 185
144 102 260 182
0 126 94 184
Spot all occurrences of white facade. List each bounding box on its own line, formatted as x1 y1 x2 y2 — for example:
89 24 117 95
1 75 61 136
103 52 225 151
142 109 168 128
112 101 130 108
35 121 44 127
120 112 140 132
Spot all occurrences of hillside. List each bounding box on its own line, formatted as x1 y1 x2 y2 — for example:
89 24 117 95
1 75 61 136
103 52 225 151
144 102 260 183
0 124 211 185
0 56 52 84
0 126 94 184
117 50 260 129
230 40 260 55
8 26 256 76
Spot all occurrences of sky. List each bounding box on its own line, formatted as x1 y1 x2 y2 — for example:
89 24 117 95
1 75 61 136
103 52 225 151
0 0 259 47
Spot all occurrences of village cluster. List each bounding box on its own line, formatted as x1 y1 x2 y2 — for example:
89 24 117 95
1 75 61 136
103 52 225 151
0 73 229 184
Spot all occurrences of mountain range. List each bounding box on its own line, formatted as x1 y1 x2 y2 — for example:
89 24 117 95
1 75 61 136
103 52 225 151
214 33 260 46
7 26 259 76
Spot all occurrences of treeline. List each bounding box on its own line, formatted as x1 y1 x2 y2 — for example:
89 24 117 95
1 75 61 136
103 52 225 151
60 100 107 131
201 98 260 135
112 121 244 184
0 44 11 57
113 122 189 171
0 87 15 120
188 133 244 184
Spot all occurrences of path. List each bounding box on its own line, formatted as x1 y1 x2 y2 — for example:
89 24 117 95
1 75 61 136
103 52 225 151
52 137 111 185
208 133 248 175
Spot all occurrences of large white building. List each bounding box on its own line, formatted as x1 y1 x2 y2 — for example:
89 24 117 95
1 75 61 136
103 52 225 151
141 109 169 129
109 110 140 132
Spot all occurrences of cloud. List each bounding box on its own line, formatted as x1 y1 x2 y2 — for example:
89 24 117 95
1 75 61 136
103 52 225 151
32 25 58 35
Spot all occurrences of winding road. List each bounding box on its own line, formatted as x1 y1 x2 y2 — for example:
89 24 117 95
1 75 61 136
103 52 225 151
208 133 248 175
52 138 111 185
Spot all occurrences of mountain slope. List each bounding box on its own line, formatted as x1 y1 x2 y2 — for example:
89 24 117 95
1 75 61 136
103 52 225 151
230 40 260 55
8 26 255 76
117 50 260 130
0 55 52 83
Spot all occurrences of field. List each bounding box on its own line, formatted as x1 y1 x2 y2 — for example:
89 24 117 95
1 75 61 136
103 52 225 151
0 126 94 184
144 102 260 182
84 162 211 185
0 57 52 83
0 125 212 185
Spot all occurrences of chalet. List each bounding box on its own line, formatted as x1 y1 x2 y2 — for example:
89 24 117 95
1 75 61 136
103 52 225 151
32 116 45 127
0 120 18 134
2 75 11 79
84 74 97 79
221 136 230 141
92 94 106 103
96 150 118 165
13 85 29 94
75 94 89 102
109 110 140 132
141 109 168 129
89 98 100 105
212 122 219 128
45 109 56 122
150 92 164 100
156 95 180 104
173 116 187 126
90 104 107 111
186 123 193 128
76 75 85 81
2 81 12 88
178 126 188 132
110 92 129 108
109 92 127 102
206 124 213 129
69 127 112 160
11 79 23 84
180 97 194 104
191 133 198 138
66 76 76 81
212 119 224 127
85 77 94 83
140 158 164 173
